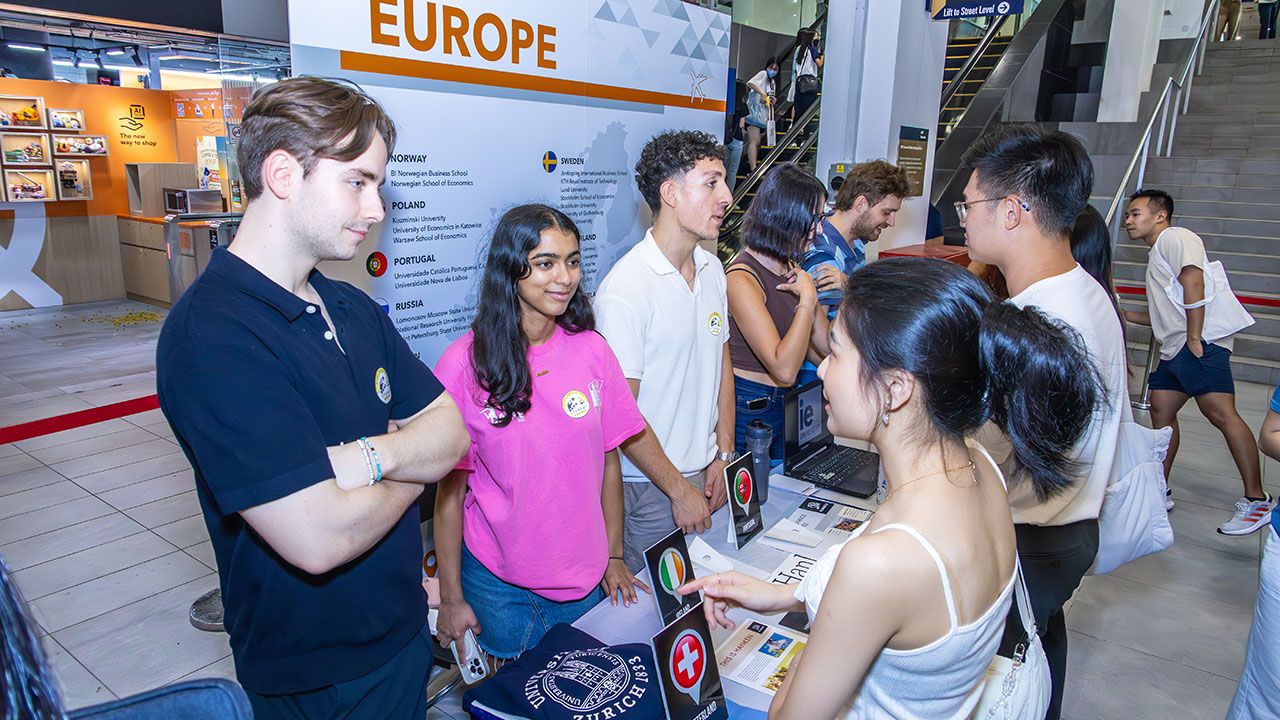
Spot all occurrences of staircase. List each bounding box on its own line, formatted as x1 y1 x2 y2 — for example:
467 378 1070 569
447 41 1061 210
1113 36 1280 386
938 31 1012 147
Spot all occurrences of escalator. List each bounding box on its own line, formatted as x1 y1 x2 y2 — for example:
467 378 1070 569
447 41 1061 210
938 25 1014 147
718 13 827 261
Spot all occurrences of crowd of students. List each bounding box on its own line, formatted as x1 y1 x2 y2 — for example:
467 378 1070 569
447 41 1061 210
3 75 1278 720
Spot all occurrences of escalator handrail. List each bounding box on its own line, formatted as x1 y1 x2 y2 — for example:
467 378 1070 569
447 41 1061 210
939 13 1013 112
720 111 822 243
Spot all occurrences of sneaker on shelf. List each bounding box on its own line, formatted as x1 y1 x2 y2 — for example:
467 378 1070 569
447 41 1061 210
1218 496 1276 536
1165 489 1175 512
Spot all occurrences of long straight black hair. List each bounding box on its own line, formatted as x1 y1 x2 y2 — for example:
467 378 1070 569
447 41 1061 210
470 204 594 427
839 258 1103 501
1 555 64 720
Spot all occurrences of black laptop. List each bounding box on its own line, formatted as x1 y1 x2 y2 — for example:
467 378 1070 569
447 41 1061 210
783 380 879 498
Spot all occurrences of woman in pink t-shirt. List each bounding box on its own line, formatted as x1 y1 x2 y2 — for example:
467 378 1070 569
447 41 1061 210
433 204 650 660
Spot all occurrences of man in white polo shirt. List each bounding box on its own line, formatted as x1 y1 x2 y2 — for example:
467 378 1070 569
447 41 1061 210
595 130 736 571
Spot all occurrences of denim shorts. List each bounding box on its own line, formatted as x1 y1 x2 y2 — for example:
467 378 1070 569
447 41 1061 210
460 543 604 659
733 375 788 461
1149 340 1235 397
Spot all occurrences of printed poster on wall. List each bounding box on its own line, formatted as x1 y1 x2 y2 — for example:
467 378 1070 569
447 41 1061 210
289 0 730 364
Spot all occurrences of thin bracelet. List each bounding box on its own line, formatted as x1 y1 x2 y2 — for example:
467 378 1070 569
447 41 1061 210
365 437 383 484
356 438 376 486
608 556 624 561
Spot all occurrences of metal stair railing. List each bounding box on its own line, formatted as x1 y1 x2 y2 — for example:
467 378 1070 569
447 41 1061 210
1104 0 1219 410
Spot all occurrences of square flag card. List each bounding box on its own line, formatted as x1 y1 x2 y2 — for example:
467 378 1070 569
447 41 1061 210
724 453 763 549
644 529 699 626
650 602 728 720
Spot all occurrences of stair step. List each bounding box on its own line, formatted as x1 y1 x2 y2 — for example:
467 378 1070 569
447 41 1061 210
1113 230 1280 256
1114 260 1280 294
1143 170 1280 190
1115 244 1280 273
1147 157 1280 174
1135 184 1280 205
1170 199 1280 221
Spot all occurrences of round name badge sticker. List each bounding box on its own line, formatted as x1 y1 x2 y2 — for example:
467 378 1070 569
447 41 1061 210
707 311 723 336
563 390 590 419
374 367 392 404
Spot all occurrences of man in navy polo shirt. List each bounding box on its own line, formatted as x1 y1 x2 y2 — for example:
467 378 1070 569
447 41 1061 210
156 77 469 719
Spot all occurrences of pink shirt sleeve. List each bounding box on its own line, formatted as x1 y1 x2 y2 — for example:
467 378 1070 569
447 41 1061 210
432 338 476 472
592 333 647 452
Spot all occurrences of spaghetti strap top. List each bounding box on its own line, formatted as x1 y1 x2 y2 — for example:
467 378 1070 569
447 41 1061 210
791 442 1016 719
726 251 799 376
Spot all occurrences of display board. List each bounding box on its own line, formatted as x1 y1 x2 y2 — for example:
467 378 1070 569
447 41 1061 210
290 0 730 364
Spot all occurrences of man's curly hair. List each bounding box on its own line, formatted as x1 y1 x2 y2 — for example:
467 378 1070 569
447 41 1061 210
634 130 725 213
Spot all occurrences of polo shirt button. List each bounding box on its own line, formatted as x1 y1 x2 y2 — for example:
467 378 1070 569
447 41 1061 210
324 331 334 341
306 306 317 314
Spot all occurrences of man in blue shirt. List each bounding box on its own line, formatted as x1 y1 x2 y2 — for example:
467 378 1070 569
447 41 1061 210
798 160 908 383
156 78 470 719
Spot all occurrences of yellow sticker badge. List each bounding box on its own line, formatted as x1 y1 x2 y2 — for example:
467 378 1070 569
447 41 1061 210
562 390 590 419
708 311 724 336
375 367 392 404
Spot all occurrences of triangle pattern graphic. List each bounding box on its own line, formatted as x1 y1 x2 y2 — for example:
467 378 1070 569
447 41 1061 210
618 47 639 66
671 38 689 56
594 1 617 23
670 0 690 21
689 43 706 61
643 28 662 47
619 6 639 27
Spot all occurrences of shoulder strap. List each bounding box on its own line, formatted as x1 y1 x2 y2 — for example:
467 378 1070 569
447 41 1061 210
726 263 766 293
869 523 959 628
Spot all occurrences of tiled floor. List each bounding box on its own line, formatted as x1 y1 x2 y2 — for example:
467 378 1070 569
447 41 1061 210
1 298 1275 719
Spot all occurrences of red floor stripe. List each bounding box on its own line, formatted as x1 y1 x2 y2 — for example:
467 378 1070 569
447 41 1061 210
0 394 161 445
1116 284 1280 308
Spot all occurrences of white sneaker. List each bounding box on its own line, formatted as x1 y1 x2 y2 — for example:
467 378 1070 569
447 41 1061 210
1165 489 1175 512
1217 496 1276 536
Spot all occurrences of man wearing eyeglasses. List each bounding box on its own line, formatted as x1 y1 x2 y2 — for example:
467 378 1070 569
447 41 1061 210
958 126 1128 720
797 160 909 384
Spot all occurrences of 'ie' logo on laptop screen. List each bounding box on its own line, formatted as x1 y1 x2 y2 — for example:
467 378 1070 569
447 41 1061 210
798 385 823 446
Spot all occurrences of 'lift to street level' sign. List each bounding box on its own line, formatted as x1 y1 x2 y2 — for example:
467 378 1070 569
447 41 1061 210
929 0 1025 19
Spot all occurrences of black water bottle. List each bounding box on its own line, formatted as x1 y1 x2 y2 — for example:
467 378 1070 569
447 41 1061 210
745 420 772 505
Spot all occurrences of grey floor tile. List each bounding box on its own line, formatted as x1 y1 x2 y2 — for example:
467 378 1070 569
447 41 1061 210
124 490 201 529
54 576 231 700
124 408 167 427
1110 534 1261 612
0 442 22 458
184 540 218 571
0 451 41 477
1167 497 1266 560
0 465 67 498
25 427 161 466
1062 631 1238 720
14 419 137 452
153 515 210 549
143 421 176 441
29 551 212 633
58 371 156 395
0 480 89 520
73 452 192 495
178 654 237 684
41 636 116 710
12 531 176 600
0 512 145 571
98 469 195 511
1068 573 1251 679
72 380 158 408
0 393 95 426
0 496 117 546
49 439 182 480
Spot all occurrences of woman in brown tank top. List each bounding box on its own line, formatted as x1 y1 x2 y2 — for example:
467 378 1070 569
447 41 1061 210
727 163 831 461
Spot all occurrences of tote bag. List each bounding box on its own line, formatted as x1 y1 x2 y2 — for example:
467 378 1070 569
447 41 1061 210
1091 421 1175 575
1151 250 1254 343
969 560 1051 719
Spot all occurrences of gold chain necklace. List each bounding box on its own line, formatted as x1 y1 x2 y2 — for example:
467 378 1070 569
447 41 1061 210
881 461 978 506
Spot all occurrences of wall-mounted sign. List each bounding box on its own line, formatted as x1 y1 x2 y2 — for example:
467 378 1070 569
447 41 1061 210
896 126 929 197
929 0 1024 20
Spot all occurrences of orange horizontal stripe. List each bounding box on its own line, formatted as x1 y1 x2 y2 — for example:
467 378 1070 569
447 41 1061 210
340 50 726 112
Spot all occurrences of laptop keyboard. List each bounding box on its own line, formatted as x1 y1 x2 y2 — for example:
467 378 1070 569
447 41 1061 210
800 448 875 487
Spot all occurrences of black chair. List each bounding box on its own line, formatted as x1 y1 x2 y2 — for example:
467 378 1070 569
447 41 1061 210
68 678 252 720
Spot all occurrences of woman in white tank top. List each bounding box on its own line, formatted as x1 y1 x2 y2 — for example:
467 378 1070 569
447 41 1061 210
679 259 1102 719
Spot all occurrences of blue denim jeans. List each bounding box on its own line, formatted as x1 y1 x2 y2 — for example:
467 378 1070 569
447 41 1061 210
724 138 744 191
733 375 788 462
460 544 605 659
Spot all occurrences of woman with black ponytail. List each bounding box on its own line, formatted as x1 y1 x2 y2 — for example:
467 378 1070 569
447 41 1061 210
679 258 1101 719
433 204 650 660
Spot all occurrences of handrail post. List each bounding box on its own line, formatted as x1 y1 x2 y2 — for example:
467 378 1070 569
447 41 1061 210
1132 331 1162 411
1155 87 1170 155
1182 70 1194 114
1168 86 1183 151
1135 134 1151 190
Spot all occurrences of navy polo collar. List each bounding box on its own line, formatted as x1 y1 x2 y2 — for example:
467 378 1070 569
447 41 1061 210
206 248 349 322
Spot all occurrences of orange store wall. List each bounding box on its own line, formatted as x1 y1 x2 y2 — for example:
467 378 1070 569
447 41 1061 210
0 78 178 218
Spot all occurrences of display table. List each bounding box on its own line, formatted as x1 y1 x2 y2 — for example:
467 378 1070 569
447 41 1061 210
574 476 877 713
878 242 970 266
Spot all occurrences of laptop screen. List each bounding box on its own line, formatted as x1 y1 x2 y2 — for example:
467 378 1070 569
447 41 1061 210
784 380 834 471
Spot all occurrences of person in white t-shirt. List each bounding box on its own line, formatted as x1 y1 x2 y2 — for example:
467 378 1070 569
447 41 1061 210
744 58 778 173
594 130 736 571
958 125 1127 720
1123 189 1270 536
